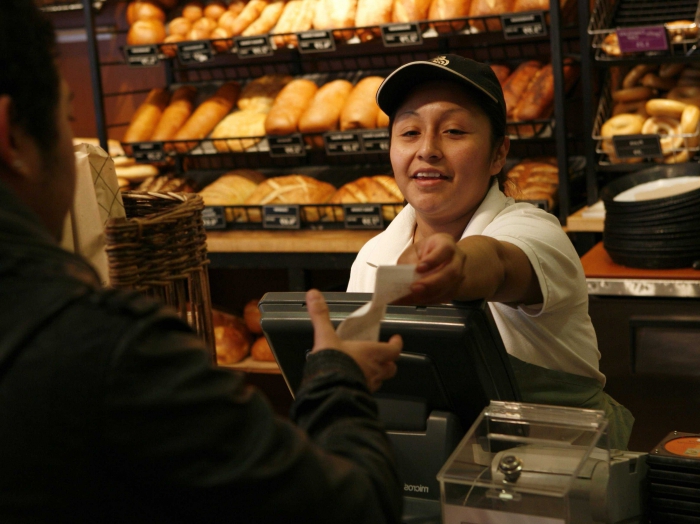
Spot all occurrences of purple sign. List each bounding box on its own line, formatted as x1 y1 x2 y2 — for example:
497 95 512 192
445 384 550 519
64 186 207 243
616 25 669 54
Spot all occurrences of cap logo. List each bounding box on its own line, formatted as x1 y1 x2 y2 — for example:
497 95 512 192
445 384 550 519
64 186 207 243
432 56 449 66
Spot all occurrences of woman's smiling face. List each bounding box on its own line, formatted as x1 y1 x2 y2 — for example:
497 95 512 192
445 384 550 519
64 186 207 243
390 81 507 233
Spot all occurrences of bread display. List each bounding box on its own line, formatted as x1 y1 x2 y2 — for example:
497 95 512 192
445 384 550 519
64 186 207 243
355 0 394 41
313 0 357 41
505 158 559 210
265 79 319 135
228 0 270 36
212 310 252 365
199 171 265 205
211 110 268 152
251 336 276 361
238 75 293 113
151 86 197 141
271 0 317 47
243 298 263 334
298 79 354 134
429 0 471 33
339 76 384 131
242 0 286 36
122 88 170 143
502 61 542 118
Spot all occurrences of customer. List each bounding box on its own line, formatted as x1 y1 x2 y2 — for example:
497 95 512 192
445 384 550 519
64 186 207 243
0 1 403 522
348 54 634 450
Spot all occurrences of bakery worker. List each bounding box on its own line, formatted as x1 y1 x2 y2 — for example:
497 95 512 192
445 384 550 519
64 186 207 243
348 54 635 450
0 1 404 522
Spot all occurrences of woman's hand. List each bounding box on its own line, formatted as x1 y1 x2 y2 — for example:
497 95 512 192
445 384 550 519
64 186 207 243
306 289 402 392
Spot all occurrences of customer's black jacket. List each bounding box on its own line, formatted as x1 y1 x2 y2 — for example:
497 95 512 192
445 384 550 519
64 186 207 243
0 181 402 523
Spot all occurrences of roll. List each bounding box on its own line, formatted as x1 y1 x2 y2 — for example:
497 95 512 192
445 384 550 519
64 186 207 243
265 79 319 135
151 86 197 142
340 76 384 131
122 88 170 143
298 79 354 133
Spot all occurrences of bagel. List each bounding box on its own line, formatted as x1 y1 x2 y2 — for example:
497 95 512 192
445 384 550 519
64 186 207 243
613 100 648 118
663 149 690 164
659 63 685 79
601 113 645 137
666 20 699 43
668 86 700 107
622 64 656 88
645 98 687 119
612 86 654 103
641 73 676 91
601 33 621 56
681 103 700 147
642 116 683 154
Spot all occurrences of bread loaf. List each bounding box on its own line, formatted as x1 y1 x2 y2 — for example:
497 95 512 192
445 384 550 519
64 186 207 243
329 176 402 203
243 298 263 334
115 164 160 181
244 175 336 205
313 0 357 41
182 1 204 21
355 0 393 41
229 0 269 36
340 76 384 131
238 75 293 113
151 86 197 142
127 19 166 45
429 0 471 33
377 109 390 128
489 64 511 86
251 337 275 361
242 0 286 36
298 79 354 133
122 88 170 143
392 0 432 22
168 16 192 36
505 158 558 209
373 175 403 200
173 82 240 151
204 0 227 20
469 0 514 31
271 0 302 46
512 60 578 122
127 1 166 24
265 79 319 135
502 60 541 117
512 0 548 11
212 310 252 365
211 110 268 152
199 172 263 205
228 0 246 16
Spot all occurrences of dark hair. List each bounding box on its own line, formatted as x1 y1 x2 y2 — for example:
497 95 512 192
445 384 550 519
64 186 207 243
387 81 509 190
0 0 60 152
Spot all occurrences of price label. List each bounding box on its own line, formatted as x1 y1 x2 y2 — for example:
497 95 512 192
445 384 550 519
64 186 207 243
297 30 336 53
235 35 273 58
380 22 423 47
125 45 160 67
501 12 547 39
263 205 301 229
616 25 668 53
202 206 227 230
612 134 663 159
361 129 390 152
324 132 363 155
177 41 213 64
343 205 384 229
268 134 306 157
131 142 165 163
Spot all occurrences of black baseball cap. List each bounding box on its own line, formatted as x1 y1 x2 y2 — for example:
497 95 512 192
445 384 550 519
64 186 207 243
376 54 507 131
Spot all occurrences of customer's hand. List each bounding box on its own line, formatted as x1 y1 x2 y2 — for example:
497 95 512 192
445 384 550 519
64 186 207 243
306 289 402 392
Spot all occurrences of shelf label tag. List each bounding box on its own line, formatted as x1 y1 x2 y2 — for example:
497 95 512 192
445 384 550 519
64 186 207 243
177 41 213 64
324 132 363 155
380 22 423 47
343 205 384 229
263 205 301 229
202 206 227 230
125 45 160 67
612 134 663 159
235 35 273 58
268 134 306 157
297 30 336 53
616 25 668 53
501 12 547 39
131 141 165 163
361 129 390 152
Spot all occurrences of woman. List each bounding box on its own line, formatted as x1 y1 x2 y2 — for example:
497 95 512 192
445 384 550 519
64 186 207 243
348 54 634 450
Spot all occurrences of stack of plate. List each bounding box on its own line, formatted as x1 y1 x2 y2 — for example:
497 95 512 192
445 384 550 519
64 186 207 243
600 164 700 269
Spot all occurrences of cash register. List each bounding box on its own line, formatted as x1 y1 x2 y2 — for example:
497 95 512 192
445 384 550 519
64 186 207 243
258 292 521 524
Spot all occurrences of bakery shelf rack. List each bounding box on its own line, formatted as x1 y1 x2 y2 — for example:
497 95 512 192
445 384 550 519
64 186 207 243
40 0 106 13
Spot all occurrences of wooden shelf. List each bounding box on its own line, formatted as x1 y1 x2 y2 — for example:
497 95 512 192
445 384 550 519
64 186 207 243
221 356 281 374
565 205 604 233
206 230 380 254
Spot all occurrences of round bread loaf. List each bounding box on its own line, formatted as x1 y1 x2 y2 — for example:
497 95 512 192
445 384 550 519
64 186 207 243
244 298 263 335
212 311 251 365
251 336 275 362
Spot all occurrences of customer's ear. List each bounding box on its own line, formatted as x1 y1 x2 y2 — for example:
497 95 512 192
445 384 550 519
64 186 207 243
0 95 33 178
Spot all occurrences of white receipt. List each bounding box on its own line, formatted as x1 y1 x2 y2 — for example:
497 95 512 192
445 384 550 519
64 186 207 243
336 265 418 341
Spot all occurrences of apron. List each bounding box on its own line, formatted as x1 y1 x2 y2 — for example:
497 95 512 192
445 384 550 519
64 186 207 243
508 355 635 451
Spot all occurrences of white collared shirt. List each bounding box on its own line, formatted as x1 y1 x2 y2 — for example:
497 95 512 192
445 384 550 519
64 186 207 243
348 182 605 384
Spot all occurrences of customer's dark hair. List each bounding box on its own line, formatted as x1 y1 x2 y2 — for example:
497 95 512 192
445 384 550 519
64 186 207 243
0 0 60 152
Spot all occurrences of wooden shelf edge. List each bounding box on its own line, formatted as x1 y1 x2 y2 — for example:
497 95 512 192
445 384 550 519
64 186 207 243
220 356 281 374
566 206 604 233
206 229 380 254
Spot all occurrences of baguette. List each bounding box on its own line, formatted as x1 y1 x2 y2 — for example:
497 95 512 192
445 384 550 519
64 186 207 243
242 0 286 36
273 0 317 46
502 60 541 117
173 82 240 151
238 75 293 112
151 86 197 141
122 88 170 143
313 0 357 41
229 0 269 36
355 0 393 41
298 79 354 133
392 0 432 22
429 0 471 33
265 79 319 135
340 76 384 131
211 110 268 152
271 0 302 46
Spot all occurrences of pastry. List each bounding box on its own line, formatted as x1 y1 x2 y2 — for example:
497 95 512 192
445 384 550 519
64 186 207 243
210 110 268 152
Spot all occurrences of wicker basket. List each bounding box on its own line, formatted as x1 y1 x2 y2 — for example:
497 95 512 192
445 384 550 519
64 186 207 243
105 191 215 360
